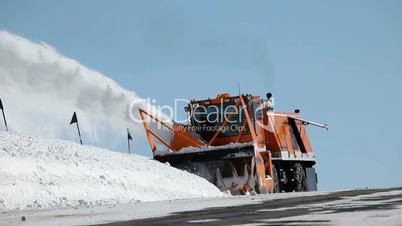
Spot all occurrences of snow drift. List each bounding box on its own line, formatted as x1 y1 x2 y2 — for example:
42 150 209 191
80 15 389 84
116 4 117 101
0 131 224 211
0 30 150 148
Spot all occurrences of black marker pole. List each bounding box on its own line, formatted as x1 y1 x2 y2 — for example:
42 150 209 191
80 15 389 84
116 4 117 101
0 98 8 131
70 112 83 145
127 128 133 154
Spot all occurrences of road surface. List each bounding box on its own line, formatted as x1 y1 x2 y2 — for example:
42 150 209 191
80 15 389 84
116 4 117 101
99 187 402 226
1 187 401 226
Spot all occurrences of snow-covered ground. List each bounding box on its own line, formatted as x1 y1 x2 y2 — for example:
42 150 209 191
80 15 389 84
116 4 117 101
0 131 224 211
1 131 401 226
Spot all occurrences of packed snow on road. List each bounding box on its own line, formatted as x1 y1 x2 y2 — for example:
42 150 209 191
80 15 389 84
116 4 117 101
0 131 224 211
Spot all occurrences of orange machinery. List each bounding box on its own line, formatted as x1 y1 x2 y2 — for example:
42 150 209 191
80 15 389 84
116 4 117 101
139 93 327 194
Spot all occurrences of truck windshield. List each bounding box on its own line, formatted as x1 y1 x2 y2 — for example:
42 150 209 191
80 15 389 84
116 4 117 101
191 102 248 139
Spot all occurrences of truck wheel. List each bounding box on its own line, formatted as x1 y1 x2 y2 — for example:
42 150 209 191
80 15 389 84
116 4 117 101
272 165 280 193
292 163 307 192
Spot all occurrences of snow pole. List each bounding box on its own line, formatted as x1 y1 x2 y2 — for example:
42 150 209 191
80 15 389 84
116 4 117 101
76 121 83 145
127 128 133 154
0 98 8 131
70 112 83 145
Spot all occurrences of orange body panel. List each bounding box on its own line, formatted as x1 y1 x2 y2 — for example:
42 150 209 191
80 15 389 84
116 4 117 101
139 109 206 154
170 124 206 151
264 112 314 154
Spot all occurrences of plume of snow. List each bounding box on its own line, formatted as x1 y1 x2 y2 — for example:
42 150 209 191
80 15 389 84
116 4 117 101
0 30 148 149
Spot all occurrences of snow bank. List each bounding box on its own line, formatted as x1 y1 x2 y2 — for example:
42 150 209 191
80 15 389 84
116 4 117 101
0 132 224 211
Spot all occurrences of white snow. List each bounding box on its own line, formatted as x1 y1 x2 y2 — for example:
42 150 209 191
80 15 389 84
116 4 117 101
0 131 224 211
0 30 156 148
178 142 254 153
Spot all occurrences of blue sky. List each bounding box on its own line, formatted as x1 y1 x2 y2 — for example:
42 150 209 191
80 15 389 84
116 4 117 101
1 0 401 190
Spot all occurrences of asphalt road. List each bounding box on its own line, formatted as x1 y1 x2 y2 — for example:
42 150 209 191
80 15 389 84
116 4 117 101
98 187 402 226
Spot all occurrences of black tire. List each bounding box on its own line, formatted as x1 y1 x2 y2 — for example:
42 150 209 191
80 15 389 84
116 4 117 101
292 163 307 192
272 165 281 193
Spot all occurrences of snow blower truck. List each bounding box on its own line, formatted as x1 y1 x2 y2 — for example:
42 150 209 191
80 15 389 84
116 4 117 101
139 93 327 194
